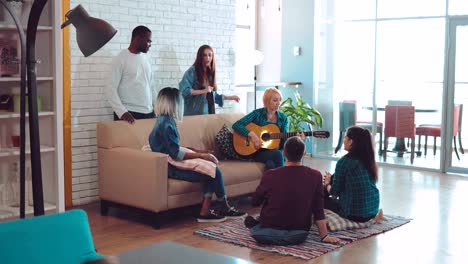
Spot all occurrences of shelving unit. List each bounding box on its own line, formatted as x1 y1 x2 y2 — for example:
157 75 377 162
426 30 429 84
0 1 63 220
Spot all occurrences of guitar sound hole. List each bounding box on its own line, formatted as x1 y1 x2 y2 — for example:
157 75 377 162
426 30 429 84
261 133 271 141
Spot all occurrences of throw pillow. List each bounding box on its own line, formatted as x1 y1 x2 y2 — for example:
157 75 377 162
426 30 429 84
215 124 249 161
324 209 375 231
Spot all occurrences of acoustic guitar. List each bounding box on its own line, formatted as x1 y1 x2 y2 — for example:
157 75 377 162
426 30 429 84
233 123 330 156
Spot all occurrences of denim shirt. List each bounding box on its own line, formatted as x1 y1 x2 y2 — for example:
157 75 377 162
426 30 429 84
179 66 224 116
148 115 185 161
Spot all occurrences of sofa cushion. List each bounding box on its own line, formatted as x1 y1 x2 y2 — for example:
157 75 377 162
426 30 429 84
177 113 245 154
97 119 155 149
218 160 265 185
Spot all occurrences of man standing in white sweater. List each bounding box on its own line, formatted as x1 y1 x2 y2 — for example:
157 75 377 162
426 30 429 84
105 25 156 124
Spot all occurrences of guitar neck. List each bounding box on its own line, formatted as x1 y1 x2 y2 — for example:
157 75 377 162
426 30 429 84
270 131 315 139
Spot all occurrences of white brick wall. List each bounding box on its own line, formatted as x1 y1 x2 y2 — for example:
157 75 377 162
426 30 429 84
69 0 237 205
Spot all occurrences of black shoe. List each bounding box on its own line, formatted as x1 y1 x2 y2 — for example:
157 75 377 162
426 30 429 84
197 210 227 223
219 207 247 219
244 215 260 228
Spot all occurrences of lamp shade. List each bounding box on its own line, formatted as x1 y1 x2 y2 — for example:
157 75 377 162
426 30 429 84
61 4 117 57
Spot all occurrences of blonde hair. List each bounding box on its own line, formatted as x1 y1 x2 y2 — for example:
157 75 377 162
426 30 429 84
155 87 184 120
263 88 283 107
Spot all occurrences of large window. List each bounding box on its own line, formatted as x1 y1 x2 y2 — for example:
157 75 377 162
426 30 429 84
234 0 256 113
315 0 468 170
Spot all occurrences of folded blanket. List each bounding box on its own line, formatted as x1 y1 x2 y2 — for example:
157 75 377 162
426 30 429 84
142 144 216 178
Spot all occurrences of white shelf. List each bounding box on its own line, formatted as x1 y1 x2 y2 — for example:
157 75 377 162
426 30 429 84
0 0 64 216
0 202 56 220
0 146 55 158
0 77 54 82
0 111 54 119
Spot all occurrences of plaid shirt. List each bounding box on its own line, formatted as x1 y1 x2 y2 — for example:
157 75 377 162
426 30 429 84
330 156 380 218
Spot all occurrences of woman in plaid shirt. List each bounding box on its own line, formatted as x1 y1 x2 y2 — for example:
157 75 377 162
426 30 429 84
323 126 381 222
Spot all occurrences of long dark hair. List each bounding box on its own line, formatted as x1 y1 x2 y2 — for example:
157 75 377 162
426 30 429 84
193 44 217 91
345 126 378 182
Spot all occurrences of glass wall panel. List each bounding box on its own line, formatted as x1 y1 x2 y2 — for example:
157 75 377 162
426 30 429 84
332 0 376 20
374 18 445 167
313 19 376 156
451 24 468 168
313 0 461 170
449 0 468 16
378 0 445 18
333 21 376 152
375 19 445 106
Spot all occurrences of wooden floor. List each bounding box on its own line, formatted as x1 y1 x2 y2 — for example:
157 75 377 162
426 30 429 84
79 158 468 264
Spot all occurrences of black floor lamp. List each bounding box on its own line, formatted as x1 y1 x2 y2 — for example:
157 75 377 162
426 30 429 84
0 0 116 217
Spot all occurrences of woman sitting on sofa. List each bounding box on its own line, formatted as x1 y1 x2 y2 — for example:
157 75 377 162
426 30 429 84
149 87 246 223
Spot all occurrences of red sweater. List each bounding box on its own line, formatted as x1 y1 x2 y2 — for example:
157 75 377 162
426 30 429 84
252 165 325 231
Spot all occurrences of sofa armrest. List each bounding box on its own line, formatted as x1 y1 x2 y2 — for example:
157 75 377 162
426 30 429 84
98 147 168 212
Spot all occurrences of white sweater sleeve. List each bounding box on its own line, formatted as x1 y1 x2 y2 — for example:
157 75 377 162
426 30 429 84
105 56 127 118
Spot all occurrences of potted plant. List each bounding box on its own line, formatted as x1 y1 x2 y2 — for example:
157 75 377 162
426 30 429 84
279 92 323 132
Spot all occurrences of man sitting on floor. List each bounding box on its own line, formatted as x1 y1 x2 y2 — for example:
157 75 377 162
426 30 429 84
245 137 340 245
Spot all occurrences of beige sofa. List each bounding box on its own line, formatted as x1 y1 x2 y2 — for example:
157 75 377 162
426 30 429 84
96 113 265 228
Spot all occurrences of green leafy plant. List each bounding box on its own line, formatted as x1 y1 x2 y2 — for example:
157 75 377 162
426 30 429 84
280 92 323 132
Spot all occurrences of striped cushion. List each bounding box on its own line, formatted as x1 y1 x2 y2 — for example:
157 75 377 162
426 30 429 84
324 209 375 231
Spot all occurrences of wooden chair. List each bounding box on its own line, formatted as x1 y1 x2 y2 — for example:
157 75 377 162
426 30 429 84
415 104 461 160
334 102 356 153
383 105 416 164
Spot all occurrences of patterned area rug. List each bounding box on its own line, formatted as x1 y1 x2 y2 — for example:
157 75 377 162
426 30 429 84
194 214 411 260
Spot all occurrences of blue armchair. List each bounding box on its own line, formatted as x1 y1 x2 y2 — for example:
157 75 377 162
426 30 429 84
0 209 103 264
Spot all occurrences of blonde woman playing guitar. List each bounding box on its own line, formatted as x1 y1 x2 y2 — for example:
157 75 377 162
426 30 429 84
232 88 304 169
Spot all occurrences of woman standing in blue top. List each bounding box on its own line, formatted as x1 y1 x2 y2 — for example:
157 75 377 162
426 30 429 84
323 126 382 222
149 87 246 222
232 88 289 170
179 45 240 116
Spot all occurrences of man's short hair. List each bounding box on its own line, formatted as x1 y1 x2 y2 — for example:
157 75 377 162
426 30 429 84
283 136 305 162
132 25 151 40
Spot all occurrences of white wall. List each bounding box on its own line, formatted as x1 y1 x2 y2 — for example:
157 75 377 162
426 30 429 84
69 0 236 205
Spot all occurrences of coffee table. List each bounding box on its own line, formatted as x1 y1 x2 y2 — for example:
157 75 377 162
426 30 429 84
117 241 253 264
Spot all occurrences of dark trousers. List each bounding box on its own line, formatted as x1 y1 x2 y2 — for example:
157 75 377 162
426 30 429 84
113 111 155 121
252 149 284 170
